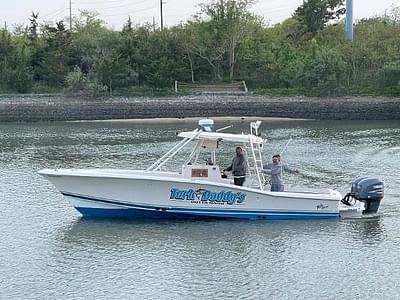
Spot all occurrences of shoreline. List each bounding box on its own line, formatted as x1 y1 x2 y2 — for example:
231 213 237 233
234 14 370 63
0 94 399 122
72 116 313 124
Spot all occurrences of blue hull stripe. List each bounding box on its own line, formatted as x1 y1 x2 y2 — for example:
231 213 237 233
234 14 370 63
62 191 338 220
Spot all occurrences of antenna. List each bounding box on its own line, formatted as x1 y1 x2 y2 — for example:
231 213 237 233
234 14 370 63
250 121 262 136
216 125 233 132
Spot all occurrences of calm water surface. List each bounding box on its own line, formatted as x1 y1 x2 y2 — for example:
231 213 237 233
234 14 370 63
0 119 399 299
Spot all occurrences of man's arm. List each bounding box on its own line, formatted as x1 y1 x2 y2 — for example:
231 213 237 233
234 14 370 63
225 164 233 172
262 165 281 175
262 169 272 175
242 158 248 174
283 164 299 174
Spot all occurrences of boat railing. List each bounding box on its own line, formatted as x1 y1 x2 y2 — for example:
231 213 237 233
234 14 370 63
147 129 202 172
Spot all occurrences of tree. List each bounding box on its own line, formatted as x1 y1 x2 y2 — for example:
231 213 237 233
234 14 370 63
183 0 257 81
301 47 347 94
119 20 147 86
293 0 346 36
9 43 33 93
201 0 256 80
379 63 400 89
33 21 74 87
0 29 14 90
28 12 39 42
65 66 107 97
1 3 399 96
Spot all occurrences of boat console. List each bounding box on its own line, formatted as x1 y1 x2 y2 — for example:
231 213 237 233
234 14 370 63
182 164 230 184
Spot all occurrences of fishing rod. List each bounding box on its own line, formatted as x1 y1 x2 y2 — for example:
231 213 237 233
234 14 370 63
280 138 293 156
279 138 293 178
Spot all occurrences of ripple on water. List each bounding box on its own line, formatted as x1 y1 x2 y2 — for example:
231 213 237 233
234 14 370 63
1 120 400 299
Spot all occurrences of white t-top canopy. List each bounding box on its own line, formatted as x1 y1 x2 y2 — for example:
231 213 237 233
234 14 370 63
178 131 264 144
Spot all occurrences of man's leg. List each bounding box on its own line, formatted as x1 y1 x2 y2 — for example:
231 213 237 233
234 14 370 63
234 177 245 186
271 184 282 192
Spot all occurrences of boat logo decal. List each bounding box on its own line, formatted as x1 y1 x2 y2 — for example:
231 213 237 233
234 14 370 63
169 188 246 205
316 203 329 210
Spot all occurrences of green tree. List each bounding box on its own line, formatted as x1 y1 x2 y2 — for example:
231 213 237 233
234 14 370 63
0 29 14 91
1 3 399 96
28 12 39 42
65 66 107 97
293 0 346 36
9 44 33 93
33 21 75 88
183 0 257 81
301 47 347 94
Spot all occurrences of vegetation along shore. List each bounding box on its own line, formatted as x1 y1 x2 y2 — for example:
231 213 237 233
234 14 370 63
0 0 399 98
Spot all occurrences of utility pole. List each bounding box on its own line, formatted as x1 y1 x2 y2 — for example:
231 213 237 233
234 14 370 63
69 0 72 30
4 21 7 31
160 0 164 30
345 0 353 42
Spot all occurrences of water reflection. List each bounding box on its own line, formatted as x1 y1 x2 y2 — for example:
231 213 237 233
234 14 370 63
58 218 299 250
342 216 386 245
56 217 345 269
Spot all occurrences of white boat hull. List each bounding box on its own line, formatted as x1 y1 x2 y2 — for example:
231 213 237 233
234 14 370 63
39 169 343 220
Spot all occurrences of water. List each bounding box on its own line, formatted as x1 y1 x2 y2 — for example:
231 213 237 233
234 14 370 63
1 119 399 299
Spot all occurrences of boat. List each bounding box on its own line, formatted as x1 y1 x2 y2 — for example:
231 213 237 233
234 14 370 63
38 119 384 220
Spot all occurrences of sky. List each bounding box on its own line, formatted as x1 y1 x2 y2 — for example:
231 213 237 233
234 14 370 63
1 0 399 30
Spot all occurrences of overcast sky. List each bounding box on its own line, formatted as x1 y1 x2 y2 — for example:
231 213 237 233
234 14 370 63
1 0 398 30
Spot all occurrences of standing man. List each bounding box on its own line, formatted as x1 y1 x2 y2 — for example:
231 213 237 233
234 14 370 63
262 154 299 192
224 146 247 186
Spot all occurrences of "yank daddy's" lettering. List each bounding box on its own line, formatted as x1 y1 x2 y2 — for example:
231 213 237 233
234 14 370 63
169 188 246 205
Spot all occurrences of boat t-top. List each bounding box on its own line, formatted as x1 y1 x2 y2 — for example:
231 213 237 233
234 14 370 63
39 119 384 220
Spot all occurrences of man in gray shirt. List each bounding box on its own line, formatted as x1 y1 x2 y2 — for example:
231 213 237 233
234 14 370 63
224 146 247 186
262 154 299 192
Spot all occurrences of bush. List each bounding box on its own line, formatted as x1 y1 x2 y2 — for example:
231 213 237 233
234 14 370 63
65 67 107 97
7 66 33 93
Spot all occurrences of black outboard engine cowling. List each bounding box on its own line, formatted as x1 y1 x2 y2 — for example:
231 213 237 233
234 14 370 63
351 177 384 214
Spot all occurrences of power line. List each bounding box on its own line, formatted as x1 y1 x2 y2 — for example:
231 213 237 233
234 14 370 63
165 13 190 18
73 0 149 10
101 5 158 17
73 0 135 4
41 7 68 19
256 3 300 14
47 9 69 21
35 0 314 30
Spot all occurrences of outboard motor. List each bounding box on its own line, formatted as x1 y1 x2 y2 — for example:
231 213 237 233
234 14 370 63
342 177 384 214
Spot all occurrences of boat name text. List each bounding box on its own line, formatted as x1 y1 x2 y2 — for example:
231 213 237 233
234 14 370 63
169 188 246 205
